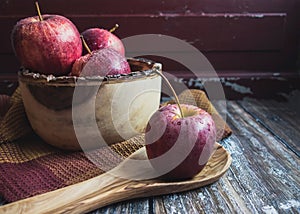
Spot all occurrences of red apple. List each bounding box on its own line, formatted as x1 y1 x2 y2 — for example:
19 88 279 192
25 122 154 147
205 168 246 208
11 3 82 76
145 104 216 181
70 48 130 77
81 24 125 56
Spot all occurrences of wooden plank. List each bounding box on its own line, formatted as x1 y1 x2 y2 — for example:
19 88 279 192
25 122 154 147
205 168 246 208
0 51 285 75
0 72 298 101
226 101 299 210
197 0 292 13
0 0 296 15
0 11 292 75
1 14 285 53
0 0 189 16
1 0 298 77
89 198 150 214
237 96 300 156
5 197 163 213
143 51 284 72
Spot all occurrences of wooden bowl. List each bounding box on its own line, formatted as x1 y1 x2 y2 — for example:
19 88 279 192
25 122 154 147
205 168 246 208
18 58 162 150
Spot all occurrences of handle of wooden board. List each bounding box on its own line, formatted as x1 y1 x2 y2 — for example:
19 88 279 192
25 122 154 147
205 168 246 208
0 171 126 213
0 143 230 214
0 147 150 214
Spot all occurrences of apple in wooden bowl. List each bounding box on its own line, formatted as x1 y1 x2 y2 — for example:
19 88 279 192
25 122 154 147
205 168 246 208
18 58 162 150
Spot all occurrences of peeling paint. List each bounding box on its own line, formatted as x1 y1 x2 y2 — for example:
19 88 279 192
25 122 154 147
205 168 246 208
185 9 192 15
213 13 266 18
224 81 253 94
279 199 300 210
175 77 204 88
250 14 265 18
262 205 278 214
174 77 254 95
224 14 238 18
251 77 261 81
222 77 240 81
146 12 284 19
198 13 285 18
272 73 280 76
188 38 201 45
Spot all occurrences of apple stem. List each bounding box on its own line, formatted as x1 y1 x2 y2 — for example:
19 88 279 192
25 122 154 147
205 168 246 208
153 70 184 118
109 24 119 33
35 1 43 21
80 35 92 54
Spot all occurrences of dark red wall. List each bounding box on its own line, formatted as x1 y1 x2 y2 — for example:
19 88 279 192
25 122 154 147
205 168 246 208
0 0 299 98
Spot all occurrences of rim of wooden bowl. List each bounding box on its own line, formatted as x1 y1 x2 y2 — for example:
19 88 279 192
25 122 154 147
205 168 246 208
18 57 162 86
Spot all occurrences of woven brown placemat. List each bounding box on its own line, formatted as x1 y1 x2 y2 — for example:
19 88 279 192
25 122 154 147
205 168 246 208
0 88 32 143
0 88 232 203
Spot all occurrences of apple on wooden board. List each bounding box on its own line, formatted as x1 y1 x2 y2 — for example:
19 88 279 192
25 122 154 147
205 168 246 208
70 37 130 77
145 72 216 181
145 103 217 181
81 24 125 56
11 2 82 76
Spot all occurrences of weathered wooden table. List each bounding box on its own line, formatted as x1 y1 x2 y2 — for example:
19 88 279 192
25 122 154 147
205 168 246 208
1 91 299 213
86 91 299 214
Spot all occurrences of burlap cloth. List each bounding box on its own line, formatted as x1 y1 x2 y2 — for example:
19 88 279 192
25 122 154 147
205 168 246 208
0 88 231 203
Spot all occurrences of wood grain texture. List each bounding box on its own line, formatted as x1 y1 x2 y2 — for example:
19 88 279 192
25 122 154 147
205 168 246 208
0 143 231 214
219 101 299 213
0 14 286 54
237 97 300 156
1 97 299 213
147 99 300 214
0 0 294 15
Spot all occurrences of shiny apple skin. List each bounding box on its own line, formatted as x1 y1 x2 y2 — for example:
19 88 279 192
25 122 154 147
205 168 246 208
145 104 216 181
11 15 82 76
70 48 130 77
81 28 125 56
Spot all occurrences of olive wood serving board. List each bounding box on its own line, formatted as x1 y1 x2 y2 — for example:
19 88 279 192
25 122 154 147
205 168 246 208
0 143 231 214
